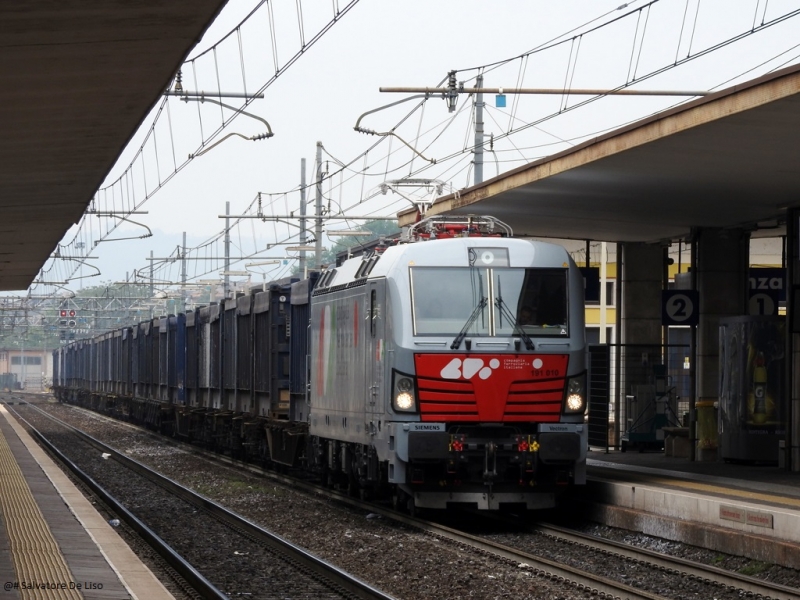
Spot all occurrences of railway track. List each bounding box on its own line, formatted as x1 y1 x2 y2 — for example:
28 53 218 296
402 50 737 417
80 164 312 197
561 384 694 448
135 410 796 598
5 398 394 600
313 490 800 600
15 395 800 600
524 522 800 599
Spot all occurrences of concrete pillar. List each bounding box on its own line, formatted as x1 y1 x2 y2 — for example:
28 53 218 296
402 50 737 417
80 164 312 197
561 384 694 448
619 243 663 447
695 227 749 461
621 242 663 346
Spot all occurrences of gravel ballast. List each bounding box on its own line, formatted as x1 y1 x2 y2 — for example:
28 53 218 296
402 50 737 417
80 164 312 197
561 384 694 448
16 400 800 599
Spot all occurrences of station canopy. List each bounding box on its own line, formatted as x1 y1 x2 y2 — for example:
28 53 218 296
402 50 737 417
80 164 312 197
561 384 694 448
0 0 228 291
400 64 800 244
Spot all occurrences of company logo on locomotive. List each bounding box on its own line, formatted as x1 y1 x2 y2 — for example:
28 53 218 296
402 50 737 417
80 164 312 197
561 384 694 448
438 356 555 381
415 353 569 422
440 357 500 380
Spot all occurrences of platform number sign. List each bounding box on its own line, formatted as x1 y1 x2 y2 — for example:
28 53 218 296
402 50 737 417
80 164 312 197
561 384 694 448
662 290 699 326
749 290 779 316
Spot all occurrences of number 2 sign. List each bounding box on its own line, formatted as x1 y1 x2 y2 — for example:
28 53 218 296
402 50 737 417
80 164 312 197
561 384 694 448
662 290 699 326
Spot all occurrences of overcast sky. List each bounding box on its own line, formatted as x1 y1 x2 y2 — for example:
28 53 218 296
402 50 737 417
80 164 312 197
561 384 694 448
26 0 800 295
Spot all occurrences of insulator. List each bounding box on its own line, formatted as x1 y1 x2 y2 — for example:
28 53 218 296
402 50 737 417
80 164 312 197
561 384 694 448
446 70 458 112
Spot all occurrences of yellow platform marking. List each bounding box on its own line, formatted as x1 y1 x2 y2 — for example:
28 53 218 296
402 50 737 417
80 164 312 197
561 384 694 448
1 405 174 600
649 477 800 509
0 414 82 600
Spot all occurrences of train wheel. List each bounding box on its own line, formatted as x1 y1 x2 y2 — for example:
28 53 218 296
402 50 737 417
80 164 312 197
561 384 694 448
392 488 416 515
407 495 419 517
346 476 358 497
391 488 403 511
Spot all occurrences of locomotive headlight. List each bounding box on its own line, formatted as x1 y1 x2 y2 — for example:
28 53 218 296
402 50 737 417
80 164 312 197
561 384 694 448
564 372 587 414
566 392 584 412
392 372 417 412
395 392 415 410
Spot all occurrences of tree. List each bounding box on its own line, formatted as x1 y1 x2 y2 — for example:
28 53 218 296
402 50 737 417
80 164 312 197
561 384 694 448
294 219 400 274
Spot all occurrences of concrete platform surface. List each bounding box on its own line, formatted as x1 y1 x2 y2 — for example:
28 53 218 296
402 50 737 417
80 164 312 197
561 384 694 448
581 449 800 567
0 405 174 600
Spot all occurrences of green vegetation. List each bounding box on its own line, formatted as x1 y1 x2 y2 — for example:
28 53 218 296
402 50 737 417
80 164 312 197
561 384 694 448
1 281 163 350
2 220 400 350
191 477 279 499
738 561 770 576
294 219 400 274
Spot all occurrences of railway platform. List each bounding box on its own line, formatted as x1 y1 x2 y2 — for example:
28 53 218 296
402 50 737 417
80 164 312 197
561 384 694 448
0 402 174 600
582 448 800 568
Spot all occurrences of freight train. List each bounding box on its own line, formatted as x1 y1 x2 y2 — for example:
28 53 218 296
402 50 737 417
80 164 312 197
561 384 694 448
53 215 588 511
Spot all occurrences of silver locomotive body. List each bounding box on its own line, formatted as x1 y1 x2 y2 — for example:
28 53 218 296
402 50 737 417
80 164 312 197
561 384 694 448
309 235 587 510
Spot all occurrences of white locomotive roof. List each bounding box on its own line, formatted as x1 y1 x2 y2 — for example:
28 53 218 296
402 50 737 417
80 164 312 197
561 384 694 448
324 237 571 289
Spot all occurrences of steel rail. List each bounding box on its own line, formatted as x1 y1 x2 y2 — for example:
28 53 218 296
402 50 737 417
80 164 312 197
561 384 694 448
160 439 800 599
15 401 394 600
530 522 800 600
31 399 799 600
324 499 666 600
4 403 227 600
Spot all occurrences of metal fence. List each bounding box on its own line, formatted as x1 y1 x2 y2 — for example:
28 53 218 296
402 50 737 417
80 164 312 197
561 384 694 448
588 343 691 450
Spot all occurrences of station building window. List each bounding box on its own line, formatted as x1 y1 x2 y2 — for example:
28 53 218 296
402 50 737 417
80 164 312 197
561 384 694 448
586 326 615 345
11 356 42 366
585 280 616 306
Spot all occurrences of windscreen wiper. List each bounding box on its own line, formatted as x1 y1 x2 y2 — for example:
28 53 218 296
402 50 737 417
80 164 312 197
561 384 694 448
451 297 488 350
495 295 534 350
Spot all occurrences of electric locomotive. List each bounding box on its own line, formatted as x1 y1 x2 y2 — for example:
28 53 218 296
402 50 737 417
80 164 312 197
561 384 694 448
308 215 587 511
52 215 587 512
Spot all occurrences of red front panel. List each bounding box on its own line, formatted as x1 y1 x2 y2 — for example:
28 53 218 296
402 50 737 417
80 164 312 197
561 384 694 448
414 354 568 422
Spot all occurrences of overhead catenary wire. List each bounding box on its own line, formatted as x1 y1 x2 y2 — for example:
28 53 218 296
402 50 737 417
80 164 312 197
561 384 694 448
337 4 800 215
393 6 800 184
26 2 800 306
82 22 800 297
508 55 529 133
459 0 654 75
44 1 363 281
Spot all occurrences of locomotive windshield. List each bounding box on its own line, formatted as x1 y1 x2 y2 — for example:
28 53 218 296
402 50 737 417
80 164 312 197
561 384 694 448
411 267 568 337
411 267 491 336
493 268 568 336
